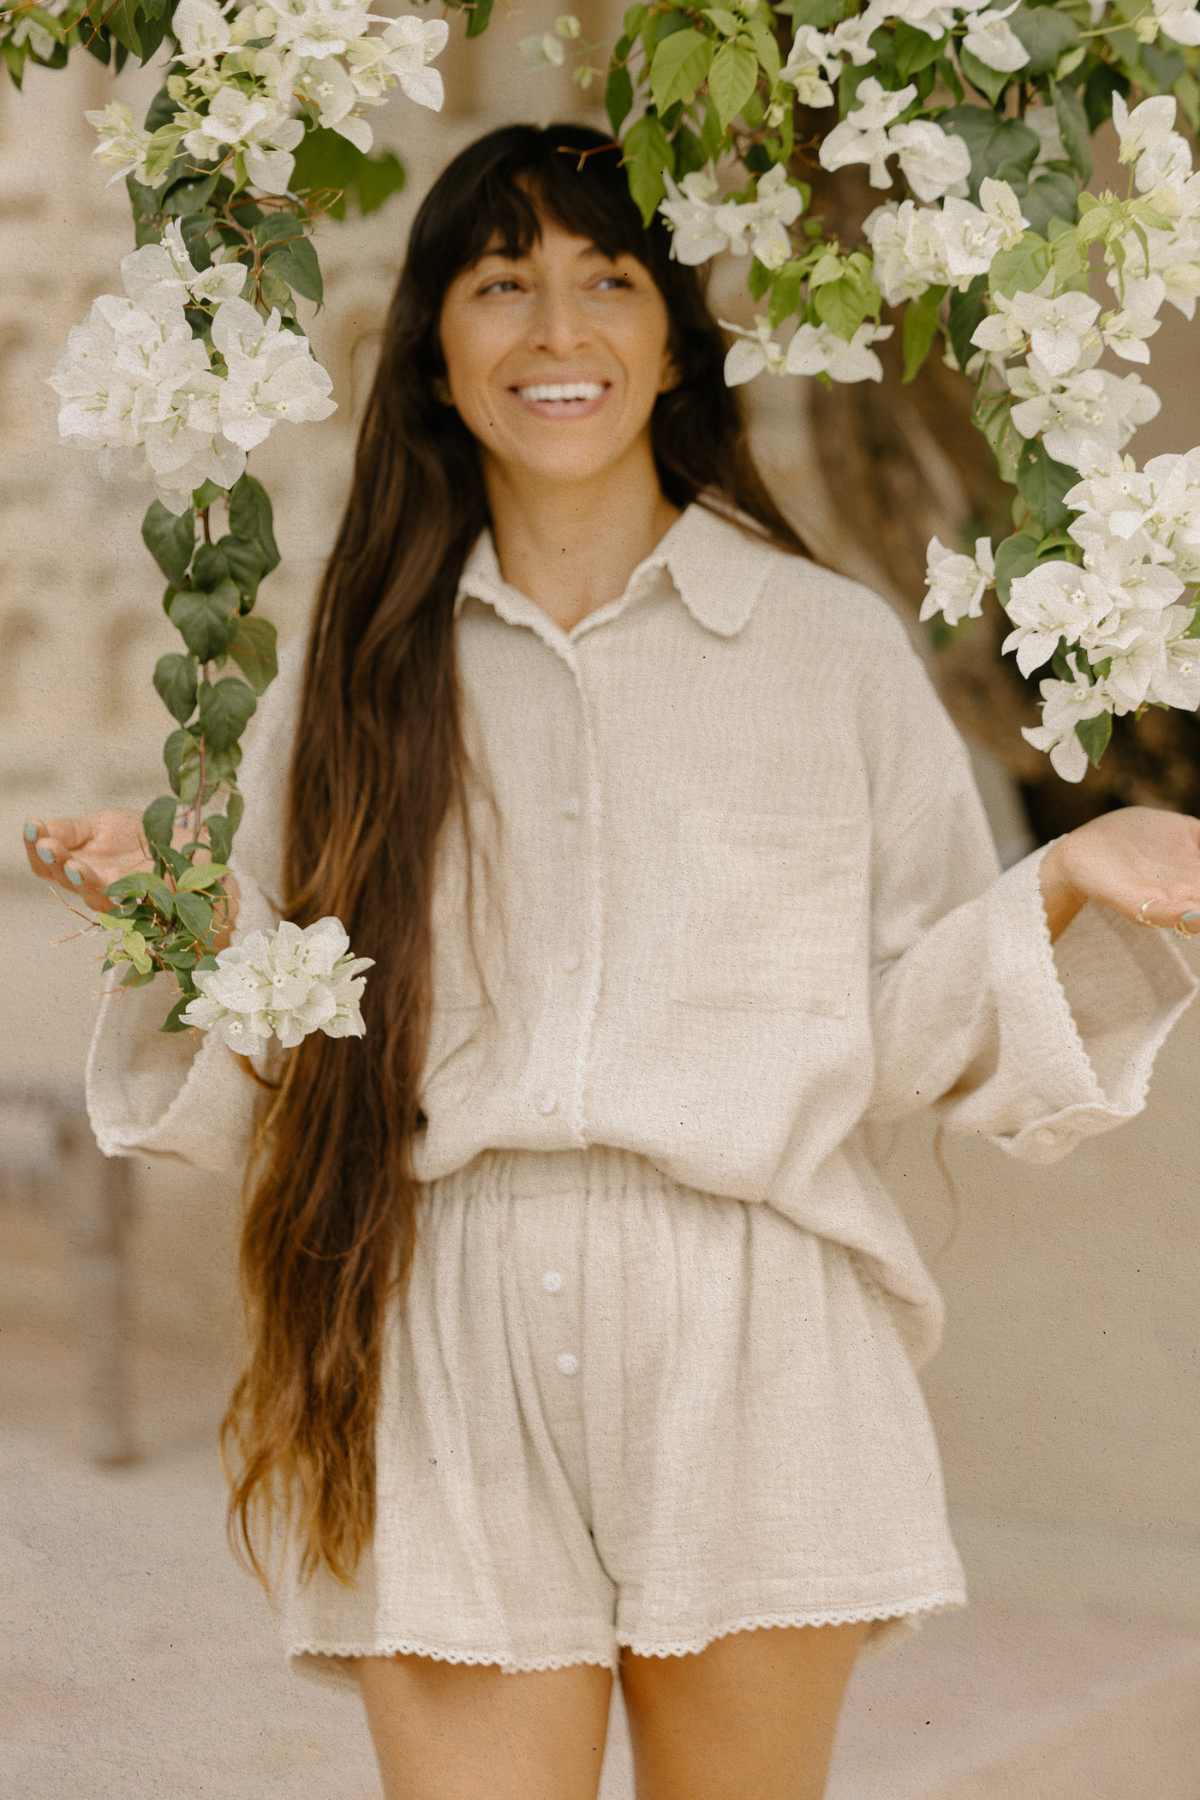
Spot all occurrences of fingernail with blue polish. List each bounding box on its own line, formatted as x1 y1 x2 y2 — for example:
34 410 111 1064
23 820 37 842
66 866 83 886
37 845 54 864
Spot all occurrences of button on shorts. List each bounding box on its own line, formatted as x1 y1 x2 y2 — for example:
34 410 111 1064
278 1143 967 1692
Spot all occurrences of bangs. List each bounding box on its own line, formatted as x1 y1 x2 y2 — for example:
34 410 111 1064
413 125 669 304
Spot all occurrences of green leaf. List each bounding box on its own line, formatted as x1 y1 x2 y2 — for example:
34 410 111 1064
191 542 232 591
153 652 199 726
698 92 724 161
1076 709 1112 768
709 40 759 130
767 258 807 330
465 0 494 37
192 479 226 511
1174 70 1200 135
901 283 946 382
176 860 232 894
606 61 634 135
226 613 279 695
202 812 234 864
957 45 1012 106
988 230 1052 299
746 14 782 84
165 729 202 802
1052 80 1092 184
650 27 715 114
264 237 323 306
703 7 742 34
162 171 220 217
1016 438 1078 531
142 795 179 854
894 21 945 78
1018 170 1079 235
938 107 1040 201
141 499 195 583
785 0 851 24
993 531 1042 604
228 473 280 575
621 113 675 227
174 890 214 941
1008 4 1080 75
168 582 241 661
198 675 258 755
215 533 267 604
105 0 142 57
288 127 406 221
973 389 1022 483
947 274 988 371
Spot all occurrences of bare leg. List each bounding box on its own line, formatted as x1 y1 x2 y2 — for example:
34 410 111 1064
619 1619 871 1800
353 1651 615 1800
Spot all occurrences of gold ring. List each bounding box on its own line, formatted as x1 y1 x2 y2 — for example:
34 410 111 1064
1136 897 1158 927
1175 916 1199 939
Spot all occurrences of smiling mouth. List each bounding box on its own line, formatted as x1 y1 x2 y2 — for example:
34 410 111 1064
508 383 612 420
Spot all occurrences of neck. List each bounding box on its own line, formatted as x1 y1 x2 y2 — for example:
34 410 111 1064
482 452 684 631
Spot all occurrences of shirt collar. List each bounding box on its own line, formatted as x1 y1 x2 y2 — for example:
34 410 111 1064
453 495 779 639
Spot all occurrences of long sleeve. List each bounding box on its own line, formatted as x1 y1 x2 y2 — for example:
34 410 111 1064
860 608 1200 1163
83 636 304 1181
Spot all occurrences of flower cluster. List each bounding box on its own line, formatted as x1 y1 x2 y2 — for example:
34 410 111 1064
659 161 807 269
85 0 449 197
181 916 375 1051
45 218 336 514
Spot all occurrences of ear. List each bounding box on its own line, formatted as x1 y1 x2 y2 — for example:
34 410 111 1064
659 350 682 395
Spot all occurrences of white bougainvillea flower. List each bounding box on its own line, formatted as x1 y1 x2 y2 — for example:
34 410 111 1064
1100 296 1164 362
875 0 988 38
288 51 370 146
344 14 450 112
970 287 1028 360
211 297 338 450
172 0 236 69
888 120 971 202
718 315 789 384
121 218 247 318
1003 561 1123 676
961 1 1031 72
919 534 996 624
1152 0 1200 45
935 193 1007 283
714 164 806 269
182 917 376 1052
784 319 893 382
1007 274 1102 377
256 0 388 63
863 197 952 301
818 78 917 188
1020 671 1123 782
778 24 839 105
1111 91 1179 163
180 85 305 194
658 167 729 264
1133 131 1194 193
84 99 159 188
978 175 1029 247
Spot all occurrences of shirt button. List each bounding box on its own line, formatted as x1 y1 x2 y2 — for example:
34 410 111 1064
542 1269 563 1293
537 1089 558 1115
556 1351 579 1376
561 796 581 819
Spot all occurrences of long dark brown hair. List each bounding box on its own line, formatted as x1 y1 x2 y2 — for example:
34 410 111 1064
217 119 822 1599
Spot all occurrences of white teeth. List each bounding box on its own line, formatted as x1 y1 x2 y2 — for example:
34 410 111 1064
516 382 605 402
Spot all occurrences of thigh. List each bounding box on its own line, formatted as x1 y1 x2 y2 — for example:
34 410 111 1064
619 1619 870 1800
354 1651 615 1800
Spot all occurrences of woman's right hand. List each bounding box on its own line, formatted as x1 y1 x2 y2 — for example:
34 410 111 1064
22 808 240 948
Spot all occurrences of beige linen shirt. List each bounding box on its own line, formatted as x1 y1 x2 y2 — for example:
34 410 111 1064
85 495 1200 1370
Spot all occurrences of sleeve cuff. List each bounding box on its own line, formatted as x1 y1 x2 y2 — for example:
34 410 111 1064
982 837 1200 1164
84 860 281 1178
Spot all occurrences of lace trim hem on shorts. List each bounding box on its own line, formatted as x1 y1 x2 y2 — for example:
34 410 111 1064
287 1591 966 1673
617 1589 968 1660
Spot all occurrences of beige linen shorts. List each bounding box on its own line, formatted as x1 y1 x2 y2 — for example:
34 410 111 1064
279 1142 967 1693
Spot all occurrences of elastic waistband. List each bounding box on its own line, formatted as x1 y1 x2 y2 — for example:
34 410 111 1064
424 1143 684 1204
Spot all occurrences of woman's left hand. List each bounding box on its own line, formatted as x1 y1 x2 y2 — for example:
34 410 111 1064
1050 804 1200 937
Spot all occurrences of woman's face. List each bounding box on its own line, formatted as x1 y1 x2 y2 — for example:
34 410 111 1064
437 197 678 493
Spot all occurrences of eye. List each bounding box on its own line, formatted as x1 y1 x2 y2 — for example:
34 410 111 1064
477 274 635 295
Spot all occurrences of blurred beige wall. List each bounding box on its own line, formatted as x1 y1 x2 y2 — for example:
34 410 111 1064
3 5 1199 1624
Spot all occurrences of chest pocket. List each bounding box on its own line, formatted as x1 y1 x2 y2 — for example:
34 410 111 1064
668 807 864 1017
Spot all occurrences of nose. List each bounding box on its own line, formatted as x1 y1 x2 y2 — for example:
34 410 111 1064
525 285 591 356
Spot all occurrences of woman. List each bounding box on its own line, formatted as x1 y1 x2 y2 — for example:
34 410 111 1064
25 121 1200 1800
